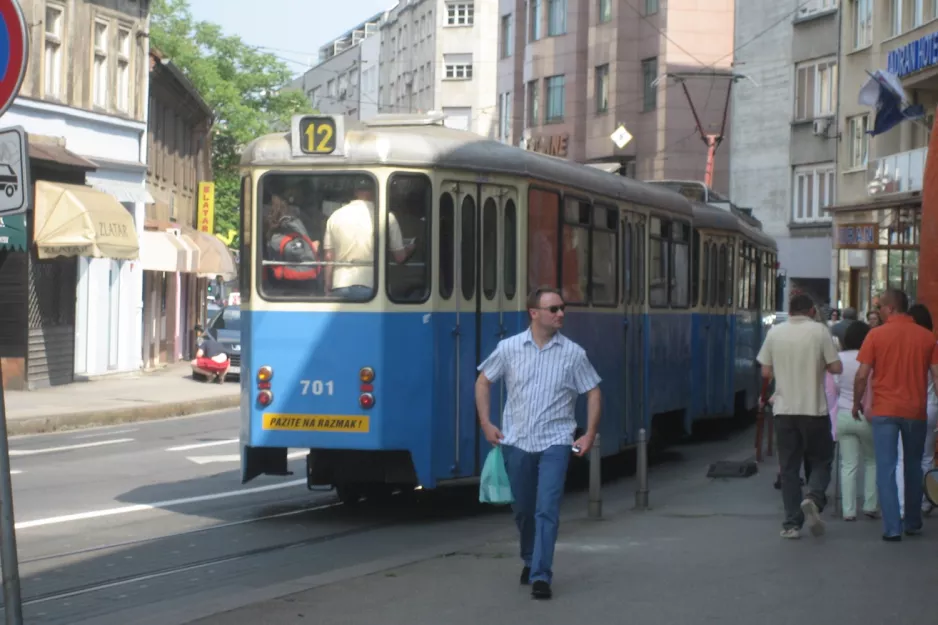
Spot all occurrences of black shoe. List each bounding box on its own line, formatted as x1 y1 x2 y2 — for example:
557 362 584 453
531 580 552 600
520 566 530 585
882 534 902 542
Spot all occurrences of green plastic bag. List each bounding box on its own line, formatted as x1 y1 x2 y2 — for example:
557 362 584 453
479 445 514 505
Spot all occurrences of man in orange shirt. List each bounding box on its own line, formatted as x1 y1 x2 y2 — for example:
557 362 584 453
855 289 938 541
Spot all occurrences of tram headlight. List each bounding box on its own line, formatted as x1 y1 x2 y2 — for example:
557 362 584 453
257 366 273 383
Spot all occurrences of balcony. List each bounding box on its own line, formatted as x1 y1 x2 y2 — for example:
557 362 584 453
866 147 926 196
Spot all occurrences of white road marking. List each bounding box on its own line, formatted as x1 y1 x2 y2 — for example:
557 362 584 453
186 450 306 465
9 438 135 457
166 438 238 452
15 478 308 530
73 428 138 440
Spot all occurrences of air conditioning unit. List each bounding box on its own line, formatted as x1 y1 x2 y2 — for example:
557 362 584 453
812 118 830 137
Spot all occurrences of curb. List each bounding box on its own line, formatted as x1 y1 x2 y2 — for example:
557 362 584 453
6 394 241 436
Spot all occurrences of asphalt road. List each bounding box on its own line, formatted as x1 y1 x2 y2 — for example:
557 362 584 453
3 410 758 625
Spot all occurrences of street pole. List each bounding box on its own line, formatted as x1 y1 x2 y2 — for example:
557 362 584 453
635 428 649 510
588 434 602 519
0 360 23 625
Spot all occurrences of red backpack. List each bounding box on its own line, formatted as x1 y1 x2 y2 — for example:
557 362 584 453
267 230 321 281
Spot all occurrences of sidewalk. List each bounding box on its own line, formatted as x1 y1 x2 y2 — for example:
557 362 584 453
2 363 239 436
193 448 936 625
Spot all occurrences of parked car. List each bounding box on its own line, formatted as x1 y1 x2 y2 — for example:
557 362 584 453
195 304 241 380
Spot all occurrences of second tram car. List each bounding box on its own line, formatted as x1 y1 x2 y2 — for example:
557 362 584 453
237 113 777 503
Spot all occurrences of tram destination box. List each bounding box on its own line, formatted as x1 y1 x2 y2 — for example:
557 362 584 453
291 114 346 158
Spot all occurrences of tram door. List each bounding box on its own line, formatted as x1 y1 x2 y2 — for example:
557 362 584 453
621 209 645 442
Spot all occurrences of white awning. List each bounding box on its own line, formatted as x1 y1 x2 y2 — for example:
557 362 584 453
170 230 202 273
139 230 188 273
88 179 155 204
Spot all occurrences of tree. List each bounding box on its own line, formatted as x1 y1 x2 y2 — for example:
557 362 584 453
150 0 314 244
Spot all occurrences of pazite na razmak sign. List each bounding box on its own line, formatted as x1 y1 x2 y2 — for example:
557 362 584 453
198 181 214 234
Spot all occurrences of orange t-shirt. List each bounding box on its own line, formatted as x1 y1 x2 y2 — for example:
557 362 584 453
856 314 938 420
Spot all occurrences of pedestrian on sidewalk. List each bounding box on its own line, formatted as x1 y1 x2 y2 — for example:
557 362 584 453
191 335 230 384
757 294 842 539
853 289 938 541
474 287 602 600
830 321 879 521
894 304 938 517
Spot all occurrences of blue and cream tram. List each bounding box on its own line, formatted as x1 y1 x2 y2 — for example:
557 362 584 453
236 113 777 502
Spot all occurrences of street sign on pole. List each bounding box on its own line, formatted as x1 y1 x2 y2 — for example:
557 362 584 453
0 2 28 624
610 124 633 150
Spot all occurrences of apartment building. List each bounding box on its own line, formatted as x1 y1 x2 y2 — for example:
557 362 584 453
379 0 499 137
291 11 388 121
496 0 735 188
830 0 938 316
730 0 839 308
0 0 152 389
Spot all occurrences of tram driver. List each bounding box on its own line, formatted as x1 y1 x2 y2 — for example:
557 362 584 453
322 176 416 300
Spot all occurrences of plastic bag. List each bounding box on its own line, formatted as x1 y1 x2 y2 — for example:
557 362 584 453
479 445 514 505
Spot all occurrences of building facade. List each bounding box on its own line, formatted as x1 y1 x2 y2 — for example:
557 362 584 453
0 0 154 389
291 11 388 120
830 0 938 318
497 0 735 188
379 0 499 136
143 48 218 369
731 0 839 308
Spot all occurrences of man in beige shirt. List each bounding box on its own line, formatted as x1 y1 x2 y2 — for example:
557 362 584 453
757 294 842 539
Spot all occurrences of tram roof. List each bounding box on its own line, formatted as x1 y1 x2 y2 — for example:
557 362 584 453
690 200 776 251
241 115 693 218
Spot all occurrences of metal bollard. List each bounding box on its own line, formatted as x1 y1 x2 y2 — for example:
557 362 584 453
635 428 649 510
588 434 602 519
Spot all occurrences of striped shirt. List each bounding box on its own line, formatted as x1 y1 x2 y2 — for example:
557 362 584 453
478 328 602 453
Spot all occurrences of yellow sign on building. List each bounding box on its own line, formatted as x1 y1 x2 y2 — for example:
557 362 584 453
198 181 215 234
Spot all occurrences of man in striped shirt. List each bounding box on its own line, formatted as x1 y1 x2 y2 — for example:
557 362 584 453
475 287 602 600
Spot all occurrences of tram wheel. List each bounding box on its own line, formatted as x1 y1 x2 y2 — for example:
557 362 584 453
335 484 363 506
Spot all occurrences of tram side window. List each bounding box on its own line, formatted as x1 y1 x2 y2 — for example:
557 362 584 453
527 188 560 293
239 175 252 304
700 239 709 308
257 172 377 301
708 243 718 307
623 222 632 305
504 200 517 300
591 205 618 306
648 217 669 308
439 193 455 299
561 196 590 304
637 222 646 305
671 223 690 308
717 244 727 307
461 195 477 300
482 198 498 300
748 249 759 310
692 230 701 307
387 173 432 303
738 244 748 310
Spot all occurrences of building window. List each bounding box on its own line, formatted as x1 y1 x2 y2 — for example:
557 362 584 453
798 0 838 18
792 165 835 224
599 0 612 22
529 0 543 41
645 0 658 15
854 0 872 49
642 57 657 112
794 59 837 121
547 0 566 35
595 64 609 113
891 0 902 36
93 20 108 108
499 92 512 142
446 2 474 26
444 62 473 80
914 0 924 27
116 28 131 113
848 115 870 170
43 4 64 99
527 79 539 127
545 75 565 122
501 14 513 58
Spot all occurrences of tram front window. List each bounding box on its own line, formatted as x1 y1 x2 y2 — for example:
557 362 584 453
258 173 380 301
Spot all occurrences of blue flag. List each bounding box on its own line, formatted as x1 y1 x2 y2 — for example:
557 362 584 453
858 70 925 136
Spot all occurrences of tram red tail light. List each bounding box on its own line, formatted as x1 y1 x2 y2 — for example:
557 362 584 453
359 393 375 409
359 367 375 409
257 366 274 408
258 390 273 407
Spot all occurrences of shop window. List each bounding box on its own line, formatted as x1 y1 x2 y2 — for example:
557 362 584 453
527 188 560 292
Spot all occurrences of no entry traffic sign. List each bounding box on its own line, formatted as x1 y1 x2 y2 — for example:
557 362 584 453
0 0 27 119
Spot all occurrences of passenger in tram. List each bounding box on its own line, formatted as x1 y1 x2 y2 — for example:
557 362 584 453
830 321 878 521
322 176 415 300
893 304 938 517
474 287 602 600
853 289 938 541
263 189 322 293
757 294 842 539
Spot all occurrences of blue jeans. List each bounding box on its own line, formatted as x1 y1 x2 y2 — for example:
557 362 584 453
501 444 571 584
871 416 928 537
331 285 372 300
